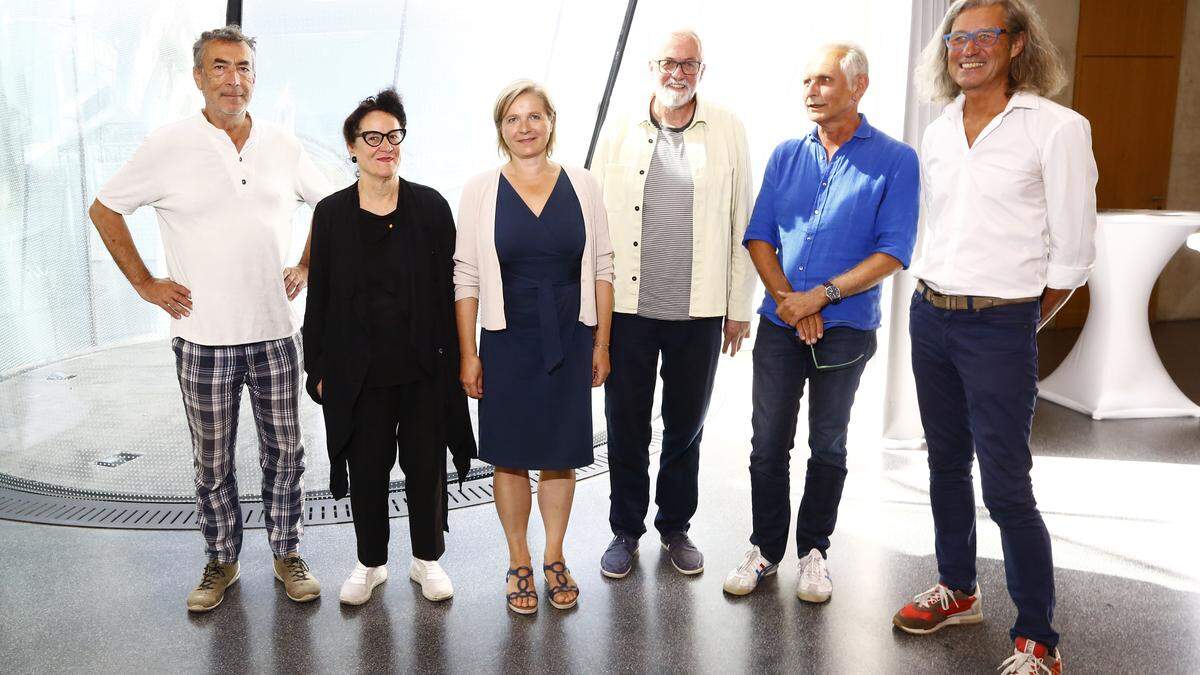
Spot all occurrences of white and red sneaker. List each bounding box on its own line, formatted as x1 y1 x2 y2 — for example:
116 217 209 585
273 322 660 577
999 637 1063 674
891 582 983 634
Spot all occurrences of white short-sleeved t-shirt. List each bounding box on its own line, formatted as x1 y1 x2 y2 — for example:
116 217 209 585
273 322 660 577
98 112 333 346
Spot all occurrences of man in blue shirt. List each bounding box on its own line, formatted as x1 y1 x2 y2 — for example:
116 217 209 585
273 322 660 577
722 43 919 602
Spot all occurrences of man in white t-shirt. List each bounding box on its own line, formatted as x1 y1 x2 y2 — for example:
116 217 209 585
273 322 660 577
89 25 332 612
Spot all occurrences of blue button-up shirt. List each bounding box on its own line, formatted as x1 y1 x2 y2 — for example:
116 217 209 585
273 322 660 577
743 115 919 330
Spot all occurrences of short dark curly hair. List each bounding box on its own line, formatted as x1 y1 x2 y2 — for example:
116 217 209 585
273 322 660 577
342 88 407 146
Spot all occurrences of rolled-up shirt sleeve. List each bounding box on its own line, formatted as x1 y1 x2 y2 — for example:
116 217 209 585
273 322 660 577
871 148 920 268
1042 116 1098 290
743 147 782 249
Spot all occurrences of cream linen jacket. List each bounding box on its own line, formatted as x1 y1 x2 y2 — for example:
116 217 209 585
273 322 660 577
453 164 615 330
590 98 756 321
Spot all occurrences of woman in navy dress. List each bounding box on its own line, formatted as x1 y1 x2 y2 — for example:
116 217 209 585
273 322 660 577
453 80 614 614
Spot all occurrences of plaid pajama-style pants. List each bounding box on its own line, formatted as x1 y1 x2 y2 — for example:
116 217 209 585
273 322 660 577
172 334 306 563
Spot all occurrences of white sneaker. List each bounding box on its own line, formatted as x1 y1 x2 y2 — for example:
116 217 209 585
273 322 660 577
722 546 778 596
409 558 454 601
796 548 832 603
339 562 387 605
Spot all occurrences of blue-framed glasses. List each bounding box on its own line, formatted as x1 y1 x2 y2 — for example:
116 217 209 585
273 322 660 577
943 27 1010 51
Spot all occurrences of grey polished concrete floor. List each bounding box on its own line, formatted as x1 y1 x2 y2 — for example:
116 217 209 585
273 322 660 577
2 321 1198 673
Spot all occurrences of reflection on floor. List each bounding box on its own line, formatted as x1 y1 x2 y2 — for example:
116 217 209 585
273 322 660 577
1 321 1198 672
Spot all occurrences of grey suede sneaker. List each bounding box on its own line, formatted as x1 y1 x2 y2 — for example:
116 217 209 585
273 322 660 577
187 559 240 612
600 533 639 579
661 532 704 575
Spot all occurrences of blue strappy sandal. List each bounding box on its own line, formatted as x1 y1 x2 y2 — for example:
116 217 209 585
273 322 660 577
543 561 579 610
505 565 538 615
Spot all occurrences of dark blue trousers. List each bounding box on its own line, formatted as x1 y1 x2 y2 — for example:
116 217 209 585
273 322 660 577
749 319 875 564
909 291 1057 648
605 313 723 538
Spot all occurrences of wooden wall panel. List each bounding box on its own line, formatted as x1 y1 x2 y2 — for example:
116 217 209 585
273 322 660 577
1076 0 1186 56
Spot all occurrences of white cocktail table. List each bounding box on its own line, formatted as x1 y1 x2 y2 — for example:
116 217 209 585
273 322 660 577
1039 210 1200 419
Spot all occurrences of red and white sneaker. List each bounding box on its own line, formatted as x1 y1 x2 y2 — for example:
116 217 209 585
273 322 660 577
999 637 1063 674
891 582 983 634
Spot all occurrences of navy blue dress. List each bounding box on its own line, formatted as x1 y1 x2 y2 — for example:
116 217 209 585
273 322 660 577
478 171 593 470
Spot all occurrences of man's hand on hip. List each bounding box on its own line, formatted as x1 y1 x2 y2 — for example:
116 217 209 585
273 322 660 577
722 319 750 357
284 264 309 300
135 277 192 319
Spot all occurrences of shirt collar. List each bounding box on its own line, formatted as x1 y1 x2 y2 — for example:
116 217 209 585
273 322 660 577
195 109 258 149
804 113 874 143
640 95 708 131
945 90 1040 118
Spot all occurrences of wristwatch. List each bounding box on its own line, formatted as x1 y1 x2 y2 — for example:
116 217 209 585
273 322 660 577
822 280 842 305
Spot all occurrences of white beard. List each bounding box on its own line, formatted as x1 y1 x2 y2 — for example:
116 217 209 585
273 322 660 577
655 82 693 110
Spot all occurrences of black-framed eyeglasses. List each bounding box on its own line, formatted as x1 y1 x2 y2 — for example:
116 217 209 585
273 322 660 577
943 27 1011 51
653 59 703 76
358 128 406 147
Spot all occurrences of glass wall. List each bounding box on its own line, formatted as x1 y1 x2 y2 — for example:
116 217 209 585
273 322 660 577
0 1 225 375
1 0 915 377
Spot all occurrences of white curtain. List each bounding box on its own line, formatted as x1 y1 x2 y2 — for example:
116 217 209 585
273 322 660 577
882 0 950 444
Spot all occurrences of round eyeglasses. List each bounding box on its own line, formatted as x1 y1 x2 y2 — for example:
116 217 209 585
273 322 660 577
358 128 406 147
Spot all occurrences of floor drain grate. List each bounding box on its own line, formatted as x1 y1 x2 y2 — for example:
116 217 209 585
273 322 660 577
96 453 142 468
1 432 660 531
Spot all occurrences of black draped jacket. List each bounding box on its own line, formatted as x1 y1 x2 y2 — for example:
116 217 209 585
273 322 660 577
302 179 477 504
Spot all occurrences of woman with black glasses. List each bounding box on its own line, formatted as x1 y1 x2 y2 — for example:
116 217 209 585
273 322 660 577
302 88 476 606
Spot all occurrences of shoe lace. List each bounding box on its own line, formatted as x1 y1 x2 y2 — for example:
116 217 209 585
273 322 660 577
736 548 764 575
349 564 370 584
197 560 225 590
998 650 1054 675
283 556 311 582
801 553 828 583
913 583 958 612
417 560 448 582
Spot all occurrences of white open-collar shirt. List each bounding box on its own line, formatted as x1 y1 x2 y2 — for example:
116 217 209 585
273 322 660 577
98 112 331 346
909 92 1098 298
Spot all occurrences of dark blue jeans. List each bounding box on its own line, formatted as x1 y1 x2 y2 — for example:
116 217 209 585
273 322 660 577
605 313 723 538
909 291 1057 649
749 319 875 564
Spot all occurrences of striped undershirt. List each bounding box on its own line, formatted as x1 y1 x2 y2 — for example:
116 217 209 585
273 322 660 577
637 126 694 320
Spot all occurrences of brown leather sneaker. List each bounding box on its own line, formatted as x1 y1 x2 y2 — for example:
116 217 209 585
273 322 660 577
186 560 240 612
274 553 321 602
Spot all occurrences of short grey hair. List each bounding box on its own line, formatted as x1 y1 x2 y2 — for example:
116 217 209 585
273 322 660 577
820 42 869 82
661 29 703 61
192 25 257 70
916 0 1068 102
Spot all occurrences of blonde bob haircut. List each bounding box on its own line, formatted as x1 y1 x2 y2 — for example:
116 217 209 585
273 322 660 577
916 0 1068 103
493 79 558 159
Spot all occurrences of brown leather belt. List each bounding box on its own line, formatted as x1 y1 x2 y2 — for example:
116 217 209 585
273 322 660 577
915 280 1038 311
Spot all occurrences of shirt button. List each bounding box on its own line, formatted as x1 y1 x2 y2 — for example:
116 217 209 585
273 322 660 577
388 223 394 230
241 179 247 185
239 157 243 163
648 139 653 144
799 266 805 271
639 170 645 175
821 181 826 187
633 241 638 247
813 209 820 215
632 276 638 281
634 205 640 211
437 347 445 355
806 236 813 240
